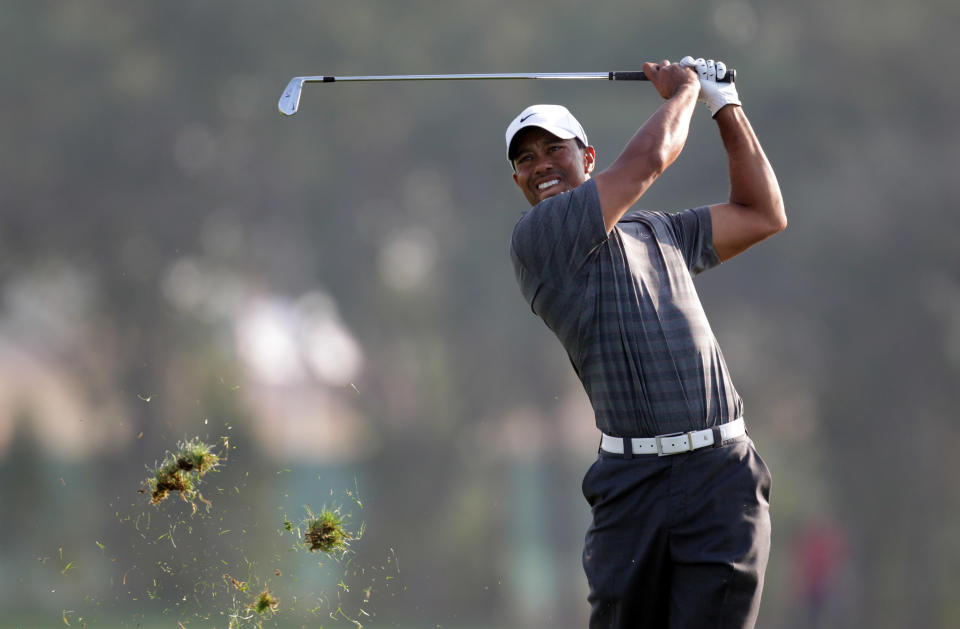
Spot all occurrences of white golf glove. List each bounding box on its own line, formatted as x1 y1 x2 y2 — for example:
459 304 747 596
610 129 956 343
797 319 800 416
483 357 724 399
680 56 741 117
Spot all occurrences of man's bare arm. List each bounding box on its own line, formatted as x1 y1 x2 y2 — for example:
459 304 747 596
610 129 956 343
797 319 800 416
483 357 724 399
593 61 700 233
708 105 786 261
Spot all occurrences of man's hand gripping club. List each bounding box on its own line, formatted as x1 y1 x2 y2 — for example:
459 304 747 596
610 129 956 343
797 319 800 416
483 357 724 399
680 56 741 117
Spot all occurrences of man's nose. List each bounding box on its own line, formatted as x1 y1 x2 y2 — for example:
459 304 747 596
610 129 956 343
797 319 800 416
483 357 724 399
532 153 552 172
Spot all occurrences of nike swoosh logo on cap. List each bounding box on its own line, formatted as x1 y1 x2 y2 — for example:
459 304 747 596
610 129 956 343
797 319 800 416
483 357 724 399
519 113 536 123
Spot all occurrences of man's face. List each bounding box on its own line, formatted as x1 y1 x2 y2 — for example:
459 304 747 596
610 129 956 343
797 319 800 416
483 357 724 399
510 127 596 206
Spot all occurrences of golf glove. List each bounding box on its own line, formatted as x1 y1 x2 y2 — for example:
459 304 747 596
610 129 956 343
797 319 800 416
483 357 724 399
680 56 741 117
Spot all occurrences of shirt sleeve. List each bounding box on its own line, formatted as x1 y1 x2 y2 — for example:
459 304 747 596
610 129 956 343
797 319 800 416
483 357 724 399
509 179 607 292
660 206 721 275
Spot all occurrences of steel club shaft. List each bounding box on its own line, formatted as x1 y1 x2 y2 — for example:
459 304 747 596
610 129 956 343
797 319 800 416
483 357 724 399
278 69 736 115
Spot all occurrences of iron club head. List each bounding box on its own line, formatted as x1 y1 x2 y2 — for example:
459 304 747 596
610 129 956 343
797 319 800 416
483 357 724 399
278 77 305 116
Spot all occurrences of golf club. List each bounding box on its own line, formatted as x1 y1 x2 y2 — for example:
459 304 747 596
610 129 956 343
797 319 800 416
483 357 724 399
278 69 737 116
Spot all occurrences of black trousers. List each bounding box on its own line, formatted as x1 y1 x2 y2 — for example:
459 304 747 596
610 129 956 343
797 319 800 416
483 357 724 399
581 436 772 629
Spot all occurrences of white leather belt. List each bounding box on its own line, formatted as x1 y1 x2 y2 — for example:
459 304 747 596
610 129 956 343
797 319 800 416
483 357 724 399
600 417 746 457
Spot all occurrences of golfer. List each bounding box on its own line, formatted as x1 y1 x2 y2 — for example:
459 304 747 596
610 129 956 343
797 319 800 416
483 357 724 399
506 57 785 628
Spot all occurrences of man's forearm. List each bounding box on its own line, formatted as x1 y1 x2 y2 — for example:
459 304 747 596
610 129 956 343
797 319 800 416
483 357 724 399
716 106 785 229
595 83 700 231
620 84 700 175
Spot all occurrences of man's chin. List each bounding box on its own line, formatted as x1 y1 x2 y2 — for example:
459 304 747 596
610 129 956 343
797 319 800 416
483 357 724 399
537 187 566 202
524 183 573 206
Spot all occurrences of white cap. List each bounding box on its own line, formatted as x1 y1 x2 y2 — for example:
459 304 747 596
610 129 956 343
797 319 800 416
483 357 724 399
505 104 588 161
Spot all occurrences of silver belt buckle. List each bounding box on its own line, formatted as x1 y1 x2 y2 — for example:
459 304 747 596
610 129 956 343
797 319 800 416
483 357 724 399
656 431 693 456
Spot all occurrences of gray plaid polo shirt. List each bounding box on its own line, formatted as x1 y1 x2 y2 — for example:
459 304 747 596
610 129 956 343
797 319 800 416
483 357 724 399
510 178 743 437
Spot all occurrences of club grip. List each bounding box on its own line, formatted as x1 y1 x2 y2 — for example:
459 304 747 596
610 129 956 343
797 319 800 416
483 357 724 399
610 69 736 83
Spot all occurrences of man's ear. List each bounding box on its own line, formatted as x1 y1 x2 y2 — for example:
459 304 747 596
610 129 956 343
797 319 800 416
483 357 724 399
583 146 597 174
512 171 520 186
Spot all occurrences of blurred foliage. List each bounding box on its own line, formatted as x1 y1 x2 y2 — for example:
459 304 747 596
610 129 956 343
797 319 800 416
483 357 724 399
1 1 959 627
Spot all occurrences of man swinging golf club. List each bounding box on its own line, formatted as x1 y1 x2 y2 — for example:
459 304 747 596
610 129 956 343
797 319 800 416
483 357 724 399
507 56 786 628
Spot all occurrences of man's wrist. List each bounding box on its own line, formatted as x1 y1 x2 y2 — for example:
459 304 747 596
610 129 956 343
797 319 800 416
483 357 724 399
671 82 701 102
707 91 741 117
713 102 742 121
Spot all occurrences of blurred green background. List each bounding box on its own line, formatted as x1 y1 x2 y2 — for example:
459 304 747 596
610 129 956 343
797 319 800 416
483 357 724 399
1 1 959 627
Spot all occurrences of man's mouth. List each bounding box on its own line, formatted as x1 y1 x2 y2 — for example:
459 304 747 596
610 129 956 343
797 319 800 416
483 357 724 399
537 178 560 192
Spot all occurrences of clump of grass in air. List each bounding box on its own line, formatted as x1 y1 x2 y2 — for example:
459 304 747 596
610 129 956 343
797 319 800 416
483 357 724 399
176 438 220 474
248 589 278 615
303 507 352 554
144 438 221 510
223 573 249 593
148 466 193 504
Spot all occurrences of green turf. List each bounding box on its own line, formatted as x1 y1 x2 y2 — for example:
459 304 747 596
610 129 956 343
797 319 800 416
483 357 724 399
0 617 500 629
